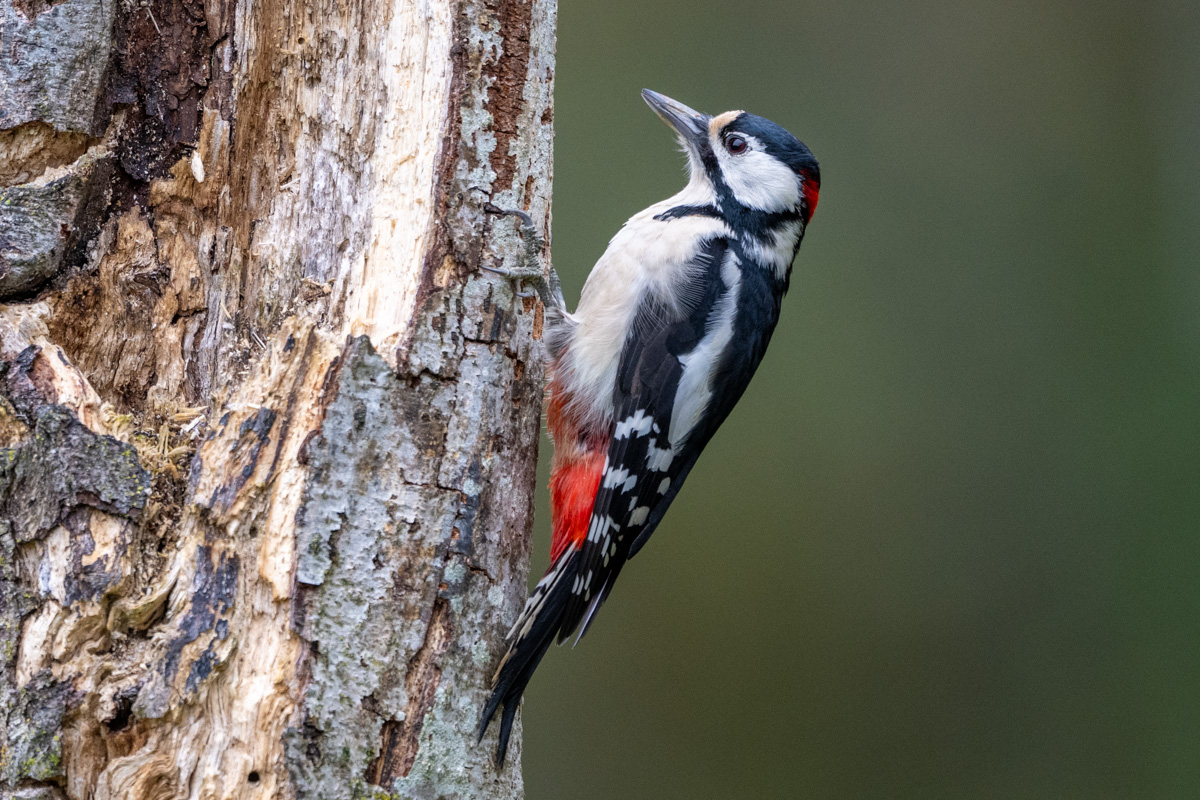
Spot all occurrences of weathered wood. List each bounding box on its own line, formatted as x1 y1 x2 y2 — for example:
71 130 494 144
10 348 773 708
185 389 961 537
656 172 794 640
0 0 556 795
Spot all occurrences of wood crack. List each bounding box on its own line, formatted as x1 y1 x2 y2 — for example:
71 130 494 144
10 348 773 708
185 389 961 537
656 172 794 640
366 598 454 785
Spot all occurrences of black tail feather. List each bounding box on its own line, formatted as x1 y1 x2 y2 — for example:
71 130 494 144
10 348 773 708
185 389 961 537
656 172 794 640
479 553 580 766
496 693 521 767
476 633 554 766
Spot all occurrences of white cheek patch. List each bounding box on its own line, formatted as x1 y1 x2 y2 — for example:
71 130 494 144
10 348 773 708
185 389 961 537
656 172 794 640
714 135 801 212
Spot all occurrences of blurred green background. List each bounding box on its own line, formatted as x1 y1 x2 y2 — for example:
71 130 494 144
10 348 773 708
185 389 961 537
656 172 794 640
522 0 1200 797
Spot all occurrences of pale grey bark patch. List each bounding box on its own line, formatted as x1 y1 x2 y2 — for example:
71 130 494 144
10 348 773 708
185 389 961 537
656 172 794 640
0 0 116 135
0 151 113 299
286 338 443 799
286 330 533 800
284 274 542 799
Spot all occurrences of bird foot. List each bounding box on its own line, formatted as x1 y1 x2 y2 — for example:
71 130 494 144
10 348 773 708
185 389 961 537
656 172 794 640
483 203 564 313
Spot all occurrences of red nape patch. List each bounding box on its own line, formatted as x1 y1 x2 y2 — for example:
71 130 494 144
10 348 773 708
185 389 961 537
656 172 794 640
548 448 605 563
801 176 820 221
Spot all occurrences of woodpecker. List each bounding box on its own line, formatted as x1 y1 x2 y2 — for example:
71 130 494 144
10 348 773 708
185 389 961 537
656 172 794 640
479 89 820 765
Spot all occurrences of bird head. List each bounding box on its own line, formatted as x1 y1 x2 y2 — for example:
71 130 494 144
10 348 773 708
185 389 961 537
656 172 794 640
641 89 820 223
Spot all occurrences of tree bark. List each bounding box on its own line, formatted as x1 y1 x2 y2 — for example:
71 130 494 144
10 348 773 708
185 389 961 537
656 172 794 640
0 0 555 795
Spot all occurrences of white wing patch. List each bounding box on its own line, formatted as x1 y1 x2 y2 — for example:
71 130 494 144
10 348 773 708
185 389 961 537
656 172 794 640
668 250 742 448
645 439 675 471
614 408 655 439
586 514 620 544
602 465 638 493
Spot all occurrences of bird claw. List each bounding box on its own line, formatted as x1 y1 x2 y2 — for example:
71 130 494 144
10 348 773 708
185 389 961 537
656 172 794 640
484 202 535 229
485 203 545 254
482 203 562 312
480 263 544 299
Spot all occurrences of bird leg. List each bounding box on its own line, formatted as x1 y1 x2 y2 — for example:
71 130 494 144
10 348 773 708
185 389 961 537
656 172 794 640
482 204 566 315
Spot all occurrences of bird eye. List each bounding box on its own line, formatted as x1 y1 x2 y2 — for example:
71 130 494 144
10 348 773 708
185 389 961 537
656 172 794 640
725 135 748 154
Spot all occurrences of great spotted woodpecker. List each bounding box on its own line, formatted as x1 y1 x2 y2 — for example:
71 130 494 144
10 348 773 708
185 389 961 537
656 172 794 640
479 89 820 764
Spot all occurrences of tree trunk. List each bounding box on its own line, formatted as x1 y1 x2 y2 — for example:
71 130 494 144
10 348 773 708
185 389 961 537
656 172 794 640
0 0 555 795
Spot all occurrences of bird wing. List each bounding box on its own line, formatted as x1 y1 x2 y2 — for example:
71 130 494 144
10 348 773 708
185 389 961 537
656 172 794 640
557 236 740 643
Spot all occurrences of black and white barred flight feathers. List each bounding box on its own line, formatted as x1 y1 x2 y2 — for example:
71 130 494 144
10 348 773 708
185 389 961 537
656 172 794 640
479 89 820 766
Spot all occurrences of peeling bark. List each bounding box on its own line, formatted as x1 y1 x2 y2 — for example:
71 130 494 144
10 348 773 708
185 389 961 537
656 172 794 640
0 0 556 795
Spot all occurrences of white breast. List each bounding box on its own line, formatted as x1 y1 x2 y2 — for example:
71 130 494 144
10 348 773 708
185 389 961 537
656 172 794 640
557 180 731 428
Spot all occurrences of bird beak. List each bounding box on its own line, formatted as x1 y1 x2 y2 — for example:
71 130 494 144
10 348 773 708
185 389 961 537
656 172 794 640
642 89 711 148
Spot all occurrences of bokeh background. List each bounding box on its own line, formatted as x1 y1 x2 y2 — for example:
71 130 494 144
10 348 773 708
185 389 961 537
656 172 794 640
521 1 1200 797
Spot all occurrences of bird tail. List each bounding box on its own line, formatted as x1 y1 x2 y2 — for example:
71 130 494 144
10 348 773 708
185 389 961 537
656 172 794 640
478 549 581 766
